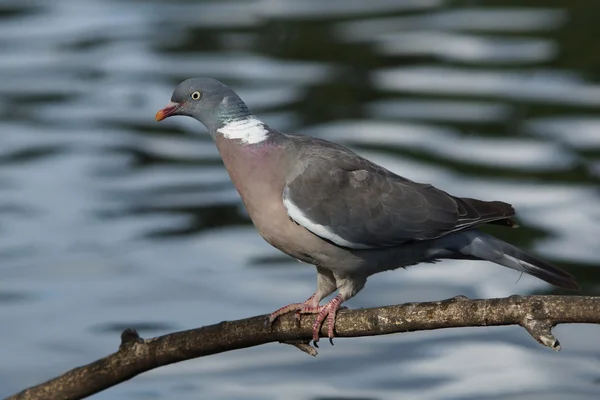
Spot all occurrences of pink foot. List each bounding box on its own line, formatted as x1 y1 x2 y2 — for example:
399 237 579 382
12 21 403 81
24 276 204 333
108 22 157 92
295 304 326 321
266 294 319 326
312 294 344 347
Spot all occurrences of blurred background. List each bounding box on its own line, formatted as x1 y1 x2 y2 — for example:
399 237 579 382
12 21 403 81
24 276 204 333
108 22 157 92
1 0 599 399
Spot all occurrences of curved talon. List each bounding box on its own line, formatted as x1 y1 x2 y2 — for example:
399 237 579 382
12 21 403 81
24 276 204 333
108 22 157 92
329 337 334 346
313 340 319 348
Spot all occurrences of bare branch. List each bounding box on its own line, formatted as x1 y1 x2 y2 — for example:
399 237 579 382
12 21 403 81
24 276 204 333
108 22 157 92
6 295 600 400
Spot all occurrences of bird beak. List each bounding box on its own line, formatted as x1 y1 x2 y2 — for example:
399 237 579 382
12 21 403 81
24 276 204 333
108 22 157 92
155 102 181 122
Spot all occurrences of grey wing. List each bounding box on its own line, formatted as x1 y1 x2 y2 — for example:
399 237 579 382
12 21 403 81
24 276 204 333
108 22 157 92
283 156 515 249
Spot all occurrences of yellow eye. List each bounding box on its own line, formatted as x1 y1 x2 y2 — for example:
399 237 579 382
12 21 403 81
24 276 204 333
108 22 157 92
190 91 202 100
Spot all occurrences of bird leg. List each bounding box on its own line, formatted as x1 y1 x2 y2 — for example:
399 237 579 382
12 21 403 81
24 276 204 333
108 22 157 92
268 272 364 347
295 302 326 319
266 293 321 325
311 275 366 346
267 267 337 326
311 294 344 346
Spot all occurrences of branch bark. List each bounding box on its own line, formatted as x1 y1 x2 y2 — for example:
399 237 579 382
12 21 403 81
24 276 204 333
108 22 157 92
6 295 600 400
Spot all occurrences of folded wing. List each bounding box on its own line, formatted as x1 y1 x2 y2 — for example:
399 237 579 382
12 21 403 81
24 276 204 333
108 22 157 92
283 140 515 249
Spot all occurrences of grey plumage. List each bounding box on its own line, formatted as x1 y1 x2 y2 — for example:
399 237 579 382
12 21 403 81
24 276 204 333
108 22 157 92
283 134 516 248
157 78 579 345
448 230 576 289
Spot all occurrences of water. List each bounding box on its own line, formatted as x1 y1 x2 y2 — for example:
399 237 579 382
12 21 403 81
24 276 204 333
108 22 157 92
0 0 599 398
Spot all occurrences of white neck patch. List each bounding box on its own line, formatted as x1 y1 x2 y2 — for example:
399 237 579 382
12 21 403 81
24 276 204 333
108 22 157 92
217 117 269 145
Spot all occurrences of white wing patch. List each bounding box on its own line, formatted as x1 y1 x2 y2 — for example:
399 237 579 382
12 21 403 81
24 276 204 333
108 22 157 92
283 189 373 250
217 117 269 144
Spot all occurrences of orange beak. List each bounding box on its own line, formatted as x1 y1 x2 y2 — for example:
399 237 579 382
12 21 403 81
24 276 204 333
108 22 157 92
155 102 181 122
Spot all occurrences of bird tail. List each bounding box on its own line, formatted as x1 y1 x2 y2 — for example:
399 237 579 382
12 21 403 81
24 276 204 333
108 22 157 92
450 230 579 290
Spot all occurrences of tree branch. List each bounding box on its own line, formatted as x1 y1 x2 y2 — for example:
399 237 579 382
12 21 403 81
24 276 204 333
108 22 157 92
6 295 600 400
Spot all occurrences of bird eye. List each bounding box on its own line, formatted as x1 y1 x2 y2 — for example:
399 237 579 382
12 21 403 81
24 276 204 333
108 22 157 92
190 91 202 101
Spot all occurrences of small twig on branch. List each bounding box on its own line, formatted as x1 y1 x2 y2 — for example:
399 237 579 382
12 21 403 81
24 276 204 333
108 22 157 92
6 295 600 400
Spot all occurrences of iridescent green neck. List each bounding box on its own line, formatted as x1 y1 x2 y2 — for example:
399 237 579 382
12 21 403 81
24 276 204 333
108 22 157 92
209 96 254 138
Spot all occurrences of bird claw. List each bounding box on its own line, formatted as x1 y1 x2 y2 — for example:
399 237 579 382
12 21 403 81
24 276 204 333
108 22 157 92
267 294 321 328
312 335 334 347
311 294 344 346
269 294 345 349
311 335 335 347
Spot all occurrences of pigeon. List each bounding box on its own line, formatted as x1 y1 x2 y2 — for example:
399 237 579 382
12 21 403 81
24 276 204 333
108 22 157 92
156 78 579 345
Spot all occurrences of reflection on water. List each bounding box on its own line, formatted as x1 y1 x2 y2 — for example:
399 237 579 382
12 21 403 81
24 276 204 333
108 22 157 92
0 0 599 399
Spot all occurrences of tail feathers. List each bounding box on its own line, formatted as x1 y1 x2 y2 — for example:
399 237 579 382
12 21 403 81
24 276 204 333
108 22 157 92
456 230 579 290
